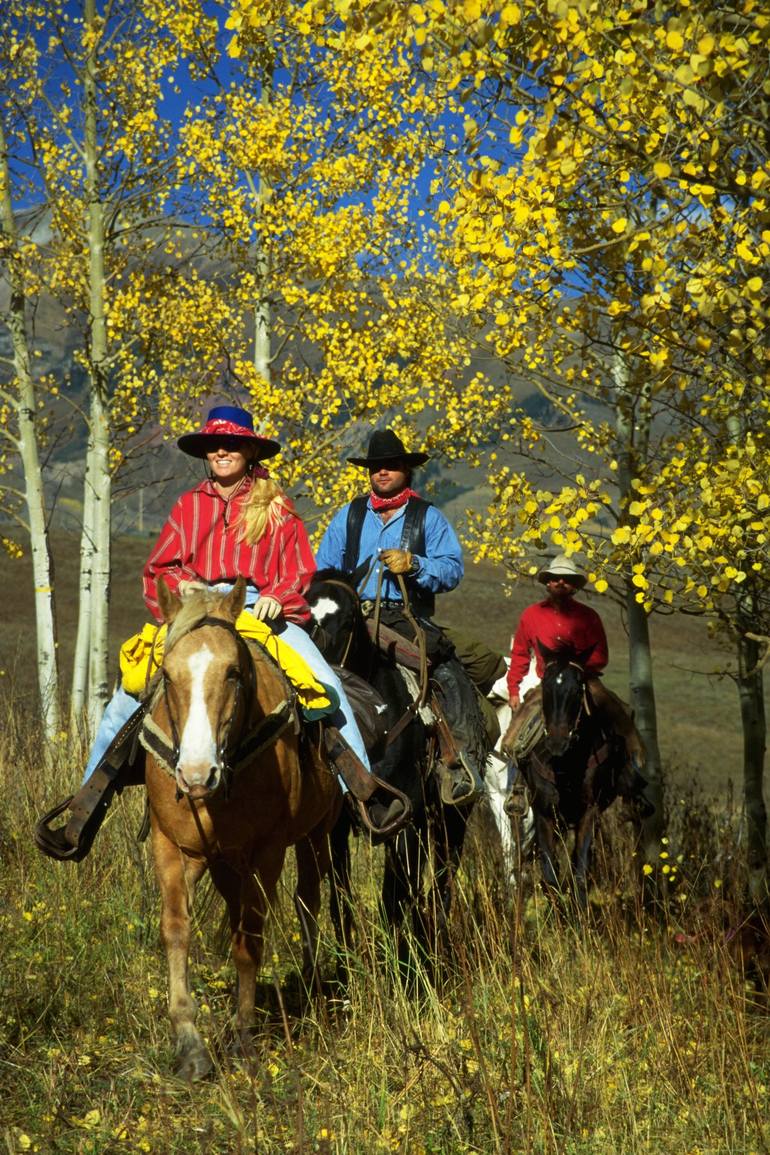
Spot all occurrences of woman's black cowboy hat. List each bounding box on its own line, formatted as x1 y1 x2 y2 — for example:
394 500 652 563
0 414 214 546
177 405 281 460
347 428 430 469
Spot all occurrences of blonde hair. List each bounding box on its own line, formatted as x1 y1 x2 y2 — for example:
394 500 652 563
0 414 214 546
236 475 296 545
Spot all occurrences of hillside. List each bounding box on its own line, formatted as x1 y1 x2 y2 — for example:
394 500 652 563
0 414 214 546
0 531 753 800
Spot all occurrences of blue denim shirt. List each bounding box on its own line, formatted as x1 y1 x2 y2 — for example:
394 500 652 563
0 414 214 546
316 499 464 603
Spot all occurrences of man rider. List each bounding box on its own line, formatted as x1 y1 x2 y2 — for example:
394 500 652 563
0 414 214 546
502 554 648 807
315 428 493 805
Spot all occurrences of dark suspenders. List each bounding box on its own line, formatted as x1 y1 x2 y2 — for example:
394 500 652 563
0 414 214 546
342 496 434 614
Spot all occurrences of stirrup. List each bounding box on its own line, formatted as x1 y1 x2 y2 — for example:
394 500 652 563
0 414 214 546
437 752 483 807
504 781 530 819
34 767 120 863
356 779 412 841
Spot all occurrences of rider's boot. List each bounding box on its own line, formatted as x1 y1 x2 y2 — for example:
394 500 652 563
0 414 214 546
35 705 146 862
323 726 411 839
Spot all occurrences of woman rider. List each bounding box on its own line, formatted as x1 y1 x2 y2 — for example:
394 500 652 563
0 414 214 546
40 405 407 858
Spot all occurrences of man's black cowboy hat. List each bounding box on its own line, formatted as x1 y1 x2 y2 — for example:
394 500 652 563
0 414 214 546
347 428 430 469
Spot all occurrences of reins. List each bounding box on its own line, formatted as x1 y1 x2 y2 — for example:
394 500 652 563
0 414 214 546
314 570 430 750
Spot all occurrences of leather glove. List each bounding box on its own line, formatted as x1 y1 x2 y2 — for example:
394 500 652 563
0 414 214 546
252 595 283 621
380 548 414 575
178 579 207 598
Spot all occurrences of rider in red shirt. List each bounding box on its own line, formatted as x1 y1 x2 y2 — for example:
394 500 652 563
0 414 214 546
503 555 644 771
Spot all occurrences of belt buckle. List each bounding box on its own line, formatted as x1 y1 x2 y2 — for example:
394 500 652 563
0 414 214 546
360 599 374 617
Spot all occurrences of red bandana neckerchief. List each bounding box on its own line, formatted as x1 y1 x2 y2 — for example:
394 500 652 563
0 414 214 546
369 487 420 512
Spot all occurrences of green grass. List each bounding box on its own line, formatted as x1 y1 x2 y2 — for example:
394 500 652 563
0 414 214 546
3 704 770 1155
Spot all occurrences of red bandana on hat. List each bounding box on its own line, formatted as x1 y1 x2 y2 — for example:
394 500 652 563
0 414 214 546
369 487 421 512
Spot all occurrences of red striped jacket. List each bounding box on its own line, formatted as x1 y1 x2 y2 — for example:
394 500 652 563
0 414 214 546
143 478 315 624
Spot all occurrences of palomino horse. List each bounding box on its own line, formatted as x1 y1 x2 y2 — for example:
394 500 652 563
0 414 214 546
143 578 341 1080
307 570 489 977
517 643 627 909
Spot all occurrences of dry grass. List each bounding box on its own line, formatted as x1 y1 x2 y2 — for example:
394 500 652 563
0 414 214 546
2 699 770 1155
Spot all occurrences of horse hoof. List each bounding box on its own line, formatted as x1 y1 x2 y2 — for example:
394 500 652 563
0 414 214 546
175 1047 214 1082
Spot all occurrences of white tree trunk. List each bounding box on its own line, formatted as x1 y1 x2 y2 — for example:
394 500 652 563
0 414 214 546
82 0 112 733
70 453 95 726
0 119 61 738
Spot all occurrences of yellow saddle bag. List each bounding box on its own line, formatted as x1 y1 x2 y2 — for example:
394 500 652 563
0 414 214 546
119 612 337 719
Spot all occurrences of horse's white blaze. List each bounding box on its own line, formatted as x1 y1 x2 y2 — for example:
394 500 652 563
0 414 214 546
177 646 219 781
310 596 340 625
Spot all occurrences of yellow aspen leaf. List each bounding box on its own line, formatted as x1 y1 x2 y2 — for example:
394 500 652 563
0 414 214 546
747 276 763 293
594 578 608 593
463 0 481 19
698 33 715 55
653 161 672 179
666 29 685 52
500 4 521 25
611 217 627 233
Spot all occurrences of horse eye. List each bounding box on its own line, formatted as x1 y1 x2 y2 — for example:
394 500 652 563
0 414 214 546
225 667 240 682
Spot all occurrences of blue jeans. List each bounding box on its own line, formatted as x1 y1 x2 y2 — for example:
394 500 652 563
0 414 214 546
83 596 370 790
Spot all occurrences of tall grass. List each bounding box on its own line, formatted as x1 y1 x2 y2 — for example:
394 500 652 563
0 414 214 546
2 702 769 1155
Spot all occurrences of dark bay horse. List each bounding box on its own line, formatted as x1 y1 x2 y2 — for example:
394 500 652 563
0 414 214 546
520 643 627 909
307 569 488 976
143 578 341 1080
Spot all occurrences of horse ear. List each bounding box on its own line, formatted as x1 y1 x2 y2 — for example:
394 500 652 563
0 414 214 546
221 576 247 621
537 639 558 664
158 577 182 623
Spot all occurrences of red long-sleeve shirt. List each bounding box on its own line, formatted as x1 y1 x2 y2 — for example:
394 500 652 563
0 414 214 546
507 597 608 699
143 478 315 624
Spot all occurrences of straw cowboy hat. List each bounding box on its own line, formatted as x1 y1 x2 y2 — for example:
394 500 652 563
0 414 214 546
177 405 281 460
537 554 587 589
347 428 430 469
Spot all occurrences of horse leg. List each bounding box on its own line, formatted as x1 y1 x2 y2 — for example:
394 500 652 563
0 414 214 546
228 846 286 1057
151 826 211 1081
535 811 561 902
484 757 519 888
382 827 424 979
572 804 599 912
429 806 467 952
294 831 332 993
328 810 354 985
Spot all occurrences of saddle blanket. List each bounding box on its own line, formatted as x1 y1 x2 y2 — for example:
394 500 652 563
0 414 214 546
119 613 337 720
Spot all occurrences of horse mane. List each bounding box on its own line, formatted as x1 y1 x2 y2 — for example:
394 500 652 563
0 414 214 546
166 589 228 649
312 567 355 587
538 640 590 670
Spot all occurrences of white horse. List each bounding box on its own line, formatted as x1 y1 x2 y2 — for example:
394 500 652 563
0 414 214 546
483 657 537 889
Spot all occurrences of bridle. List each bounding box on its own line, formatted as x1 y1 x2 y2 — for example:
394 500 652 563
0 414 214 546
542 658 591 747
141 615 295 797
